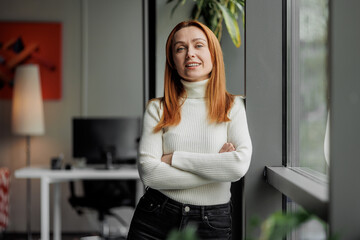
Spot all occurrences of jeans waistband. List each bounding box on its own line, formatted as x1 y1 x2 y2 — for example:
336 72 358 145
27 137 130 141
145 188 231 216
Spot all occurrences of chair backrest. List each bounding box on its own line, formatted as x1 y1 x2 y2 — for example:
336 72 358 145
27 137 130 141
68 177 136 216
82 179 136 209
0 168 10 231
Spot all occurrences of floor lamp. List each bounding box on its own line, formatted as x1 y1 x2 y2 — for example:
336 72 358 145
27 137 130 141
12 64 45 240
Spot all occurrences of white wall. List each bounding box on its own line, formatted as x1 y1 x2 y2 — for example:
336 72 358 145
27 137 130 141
0 0 143 232
87 0 143 117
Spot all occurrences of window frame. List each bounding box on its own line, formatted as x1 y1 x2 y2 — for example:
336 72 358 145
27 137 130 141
266 166 328 221
246 0 360 238
265 0 329 222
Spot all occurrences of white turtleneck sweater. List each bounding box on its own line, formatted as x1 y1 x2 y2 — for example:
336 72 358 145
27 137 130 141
138 79 252 205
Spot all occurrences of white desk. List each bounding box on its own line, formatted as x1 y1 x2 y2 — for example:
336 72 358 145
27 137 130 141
14 165 143 240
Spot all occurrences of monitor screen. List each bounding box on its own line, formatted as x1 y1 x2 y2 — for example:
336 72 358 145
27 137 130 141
72 117 141 166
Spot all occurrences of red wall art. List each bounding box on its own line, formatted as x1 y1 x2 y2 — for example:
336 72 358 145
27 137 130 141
0 22 62 100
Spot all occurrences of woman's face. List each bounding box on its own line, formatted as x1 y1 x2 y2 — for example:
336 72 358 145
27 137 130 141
172 26 213 82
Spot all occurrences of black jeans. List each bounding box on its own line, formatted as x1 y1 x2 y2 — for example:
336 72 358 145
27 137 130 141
127 188 232 240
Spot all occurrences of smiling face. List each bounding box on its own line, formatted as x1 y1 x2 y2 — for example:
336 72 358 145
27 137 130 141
172 26 213 82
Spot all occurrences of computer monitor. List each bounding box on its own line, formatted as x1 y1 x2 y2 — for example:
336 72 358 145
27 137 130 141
72 117 141 168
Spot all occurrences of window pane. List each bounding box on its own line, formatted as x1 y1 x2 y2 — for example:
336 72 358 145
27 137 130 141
287 0 330 239
287 200 328 240
288 0 330 174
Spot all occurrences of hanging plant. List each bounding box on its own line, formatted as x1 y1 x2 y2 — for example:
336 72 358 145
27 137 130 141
167 0 245 48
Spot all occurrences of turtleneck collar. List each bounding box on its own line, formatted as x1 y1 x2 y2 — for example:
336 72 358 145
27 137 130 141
181 79 209 99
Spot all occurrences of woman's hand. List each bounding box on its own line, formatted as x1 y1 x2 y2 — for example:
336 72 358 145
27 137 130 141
219 143 236 153
161 143 234 165
161 153 173 165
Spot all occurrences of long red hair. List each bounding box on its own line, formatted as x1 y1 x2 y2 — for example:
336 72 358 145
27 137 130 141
153 20 234 132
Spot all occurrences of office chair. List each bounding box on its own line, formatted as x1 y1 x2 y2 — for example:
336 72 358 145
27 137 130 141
68 172 136 240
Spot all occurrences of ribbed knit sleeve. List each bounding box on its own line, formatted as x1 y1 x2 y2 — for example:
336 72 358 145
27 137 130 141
171 96 252 182
138 100 214 190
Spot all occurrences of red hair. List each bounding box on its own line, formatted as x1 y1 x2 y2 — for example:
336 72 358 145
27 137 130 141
153 20 234 132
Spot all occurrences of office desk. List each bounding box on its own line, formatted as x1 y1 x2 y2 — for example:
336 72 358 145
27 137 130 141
15 166 143 240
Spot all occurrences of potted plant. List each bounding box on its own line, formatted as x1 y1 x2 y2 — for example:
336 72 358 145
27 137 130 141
166 225 199 240
167 0 245 47
165 210 339 240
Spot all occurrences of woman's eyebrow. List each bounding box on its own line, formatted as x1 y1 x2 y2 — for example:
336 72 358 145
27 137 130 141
173 38 207 46
192 38 207 43
173 40 185 46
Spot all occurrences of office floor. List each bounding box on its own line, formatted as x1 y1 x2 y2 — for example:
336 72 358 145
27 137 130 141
1 233 110 240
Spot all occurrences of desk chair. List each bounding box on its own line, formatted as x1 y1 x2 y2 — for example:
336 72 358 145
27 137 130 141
68 172 136 240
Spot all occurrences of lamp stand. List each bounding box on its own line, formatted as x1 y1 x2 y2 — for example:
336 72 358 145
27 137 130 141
26 135 32 240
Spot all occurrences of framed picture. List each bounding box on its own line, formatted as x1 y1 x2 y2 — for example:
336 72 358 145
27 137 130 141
0 22 62 100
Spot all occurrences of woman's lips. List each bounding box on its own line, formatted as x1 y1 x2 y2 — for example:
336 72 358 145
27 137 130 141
185 62 201 68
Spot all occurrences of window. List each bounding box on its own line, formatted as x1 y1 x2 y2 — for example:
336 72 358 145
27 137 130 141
287 0 330 175
286 0 330 238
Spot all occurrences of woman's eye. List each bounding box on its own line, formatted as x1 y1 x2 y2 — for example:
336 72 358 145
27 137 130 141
176 47 185 52
196 44 204 48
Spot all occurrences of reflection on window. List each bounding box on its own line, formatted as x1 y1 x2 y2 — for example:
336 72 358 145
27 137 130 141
287 201 327 240
287 0 330 238
287 0 330 175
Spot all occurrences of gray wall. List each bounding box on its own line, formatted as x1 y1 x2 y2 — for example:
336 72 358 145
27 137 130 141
0 0 143 232
329 0 360 238
156 0 245 97
245 0 283 236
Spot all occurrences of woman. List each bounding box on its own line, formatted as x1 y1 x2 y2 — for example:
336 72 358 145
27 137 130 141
127 20 252 240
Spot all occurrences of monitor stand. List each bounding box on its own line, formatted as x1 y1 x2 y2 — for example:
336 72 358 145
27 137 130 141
105 151 114 170
100 146 116 170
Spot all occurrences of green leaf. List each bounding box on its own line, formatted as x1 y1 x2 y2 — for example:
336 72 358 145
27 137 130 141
166 225 199 240
230 0 245 15
193 0 204 20
216 2 241 47
237 0 245 7
229 1 236 15
259 211 315 240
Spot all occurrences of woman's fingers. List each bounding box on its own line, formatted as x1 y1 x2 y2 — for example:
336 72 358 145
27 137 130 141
219 143 235 153
161 153 173 165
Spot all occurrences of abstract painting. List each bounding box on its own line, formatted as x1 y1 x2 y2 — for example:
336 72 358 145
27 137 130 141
0 22 62 100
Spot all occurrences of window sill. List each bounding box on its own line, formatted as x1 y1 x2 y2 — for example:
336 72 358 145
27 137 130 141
265 166 328 221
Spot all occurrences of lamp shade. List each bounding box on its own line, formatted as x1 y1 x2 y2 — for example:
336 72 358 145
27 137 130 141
12 64 45 135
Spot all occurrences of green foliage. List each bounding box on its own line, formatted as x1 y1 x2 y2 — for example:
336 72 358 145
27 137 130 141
166 225 199 240
246 210 338 240
165 210 339 240
167 0 245 48
259 211 316 240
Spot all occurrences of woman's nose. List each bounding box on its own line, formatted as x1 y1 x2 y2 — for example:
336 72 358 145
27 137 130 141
186 47 195 58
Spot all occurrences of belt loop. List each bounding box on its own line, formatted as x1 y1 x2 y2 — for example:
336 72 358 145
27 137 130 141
201 206 205 220
160 196 168 213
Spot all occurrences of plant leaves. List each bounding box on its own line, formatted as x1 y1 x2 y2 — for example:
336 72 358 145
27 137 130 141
259 211 315 240
166 225 199 240
194 0 204 19
229 1 236 15
230 0 245 15
216 2 241 47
